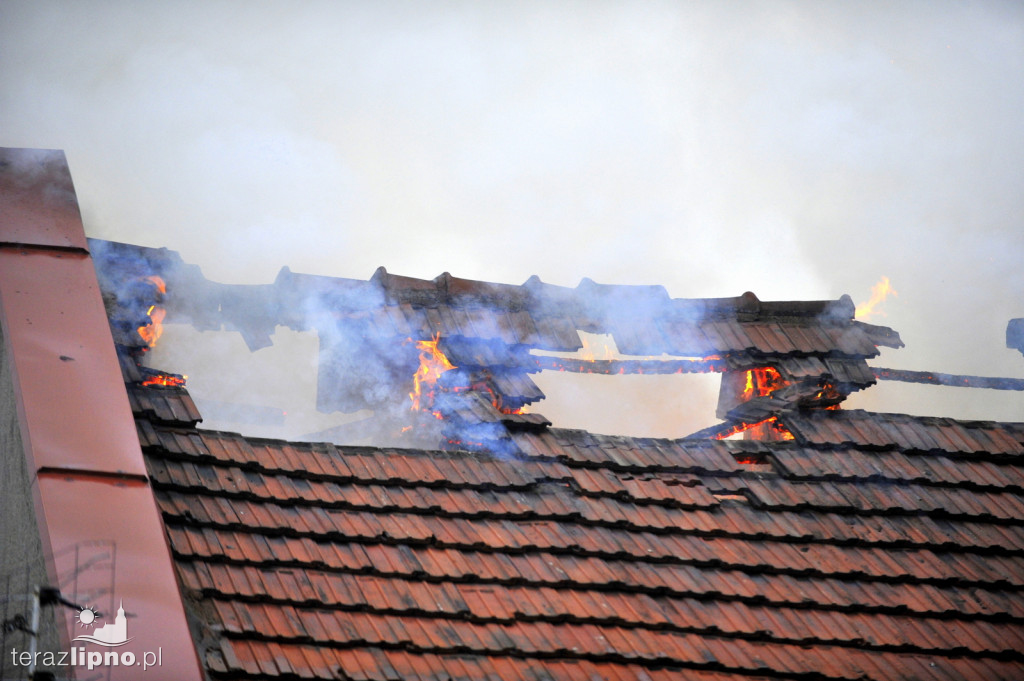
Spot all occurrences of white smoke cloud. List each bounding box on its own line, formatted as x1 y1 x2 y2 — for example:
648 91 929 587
2 0 1023 431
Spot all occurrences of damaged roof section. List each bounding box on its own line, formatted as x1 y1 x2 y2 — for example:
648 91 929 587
90 239 903 450
91 236 1024 680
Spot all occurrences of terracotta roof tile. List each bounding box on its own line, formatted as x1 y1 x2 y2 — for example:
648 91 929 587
92 255 1024 679
782 410 1024 455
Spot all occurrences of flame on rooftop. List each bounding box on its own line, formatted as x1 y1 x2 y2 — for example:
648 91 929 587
855 276 897 320
136 275 167 349
408 334 456 416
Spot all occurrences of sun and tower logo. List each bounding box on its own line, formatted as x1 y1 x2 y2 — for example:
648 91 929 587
73 599 132 646
10 598 162 671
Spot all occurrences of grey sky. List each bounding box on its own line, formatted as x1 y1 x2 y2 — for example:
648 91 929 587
3 0 1023 431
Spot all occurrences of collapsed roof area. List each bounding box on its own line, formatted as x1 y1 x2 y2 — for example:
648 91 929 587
90 237 906 451
90 241 1024 680
4 148 1024 681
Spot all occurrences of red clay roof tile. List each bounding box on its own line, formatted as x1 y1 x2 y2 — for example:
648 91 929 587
89 262 1024 680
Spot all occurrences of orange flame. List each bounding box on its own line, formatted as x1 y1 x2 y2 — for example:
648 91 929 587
712 420 761 440
855 276 897 319
742 371 755 400
727 368 797 442
138 305 166 348
770 417 796 440
146 275 167 295
713 416 794 441
409 334 456 413
406 335 529 421
741 367 785 400
136 276 167 349
141 372 186 388
579 334 616 361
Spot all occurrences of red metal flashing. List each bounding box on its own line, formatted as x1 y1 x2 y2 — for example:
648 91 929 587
0 148 88 250
0 148 203 680
0 249 147 474
34 473 202 675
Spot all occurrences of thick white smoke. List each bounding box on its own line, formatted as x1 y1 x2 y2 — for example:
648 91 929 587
3 1 1023 433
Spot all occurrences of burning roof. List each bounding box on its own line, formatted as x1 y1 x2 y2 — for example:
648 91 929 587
86 238 1024 681
90 238 904 451
5 149 1024 681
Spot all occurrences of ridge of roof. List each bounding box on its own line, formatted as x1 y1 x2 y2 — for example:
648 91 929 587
90 238 880 328
89 237 901 425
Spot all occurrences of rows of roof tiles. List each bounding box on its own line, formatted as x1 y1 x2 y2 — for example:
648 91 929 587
146 441 1024 681
771 447 1024 489
370 269 905 359
141 426 1024 549
652 317 887 357
724 477 1024 520
174 558 1024 622
152 484 731 534
163 511 1024 589
174 568 1024 656
146 455 1024 555
149 426 1024 679
514 418 1024 472
781 410 1024 455
126 383 202 425
204 596 1024 661
204 616 1020 681
148 461 721 514
116 333 1024 677
513 429 746 471
137 423 552 488
213 640 1022 681
205 642 792 681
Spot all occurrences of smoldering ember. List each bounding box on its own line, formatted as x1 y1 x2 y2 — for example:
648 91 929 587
4 147 1024 681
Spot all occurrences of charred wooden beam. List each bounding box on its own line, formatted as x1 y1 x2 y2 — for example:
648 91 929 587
872 367 1024 391
532 356 727 375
